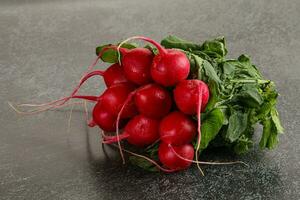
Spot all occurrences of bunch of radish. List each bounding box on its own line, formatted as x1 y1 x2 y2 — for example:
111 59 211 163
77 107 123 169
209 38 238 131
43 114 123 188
11 36 233 173
79 36 210 172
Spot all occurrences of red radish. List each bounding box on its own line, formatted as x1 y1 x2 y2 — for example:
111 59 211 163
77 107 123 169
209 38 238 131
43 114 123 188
97 45 153 85
173 79 209 175
121 48 154 85
111 83 172 161
118 36 190 86
159 111 196 145
151 49 190 87
112 85 168 162
68 64 128 103
77 63 128 88
91 101 126 132
104 142 177 173
174 80 209 114
65 51 129 103
33 82 137 128
100 83 138 118
113 83 172 162
68 64 129 103
134 84 172 119
158 143 194 170
102 63 128 87
115 83 172 133
103 114 160 147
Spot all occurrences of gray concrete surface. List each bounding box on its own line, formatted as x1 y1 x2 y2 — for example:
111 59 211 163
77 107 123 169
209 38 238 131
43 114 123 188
0 0 299 199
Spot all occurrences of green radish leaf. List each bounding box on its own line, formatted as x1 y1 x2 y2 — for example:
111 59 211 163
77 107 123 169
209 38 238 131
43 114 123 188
220 55 262 82
185 52 197 77
226 110 248 142
233 134 253 154
238 54 262 78
192 53 221 84
119 43 138 49
259 118 279 149
220 62 236 80
192 50 215 62
205 80 220 111
129 156 158 172
270 108 284 133
234 85 263 108
202 60 222 84
193 54 204 80
96 45 118 63
144 44 158 54
161 35 201 51
267 130 279 149
95 43 137 63
200 37 227 58
200 108 225 150
260 120 275 149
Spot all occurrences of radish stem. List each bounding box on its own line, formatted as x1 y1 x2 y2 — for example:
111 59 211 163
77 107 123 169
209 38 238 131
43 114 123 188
196 84 204 176
117 36 166 65
115 91 136 164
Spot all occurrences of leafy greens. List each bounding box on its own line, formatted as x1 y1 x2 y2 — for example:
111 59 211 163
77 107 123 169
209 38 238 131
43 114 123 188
160 35 283 155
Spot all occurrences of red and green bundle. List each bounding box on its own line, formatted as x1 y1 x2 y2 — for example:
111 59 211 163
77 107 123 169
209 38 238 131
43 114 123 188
12 35 283 173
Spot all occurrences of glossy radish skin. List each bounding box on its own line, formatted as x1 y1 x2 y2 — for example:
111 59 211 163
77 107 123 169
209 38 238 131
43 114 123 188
103 115 160 147
134 84 172 119
122 48 154 85
173 80 210 170
92 102 126 132
125 36 190 87
159 111 196 145
124 115 160 147
174 80 210 114
158 143 194 170
100 83 138 118
103 63 128 87
151 49 190 87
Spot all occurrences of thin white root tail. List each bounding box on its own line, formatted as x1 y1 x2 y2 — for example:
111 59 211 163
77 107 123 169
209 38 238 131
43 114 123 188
67 103 75 133
169 144 248 167
8 101 85 115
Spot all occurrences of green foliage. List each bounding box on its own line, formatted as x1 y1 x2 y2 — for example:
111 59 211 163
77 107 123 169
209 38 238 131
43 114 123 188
95 43 137 63
200 108 225 150
161 35 283 154
200 37 227 58
129 156 158 172
161 35 202 51
226 110 248 142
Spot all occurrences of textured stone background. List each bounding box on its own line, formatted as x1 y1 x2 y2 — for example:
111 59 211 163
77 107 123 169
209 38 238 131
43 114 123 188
0 0 299 199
